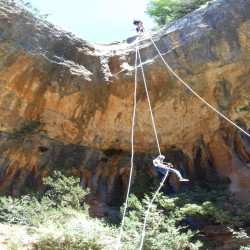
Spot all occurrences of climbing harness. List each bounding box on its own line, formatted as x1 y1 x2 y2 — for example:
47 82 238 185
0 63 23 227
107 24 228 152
117 29 250 250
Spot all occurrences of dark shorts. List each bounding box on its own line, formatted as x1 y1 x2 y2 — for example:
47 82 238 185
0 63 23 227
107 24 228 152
136 28 144 33
155 166 167 175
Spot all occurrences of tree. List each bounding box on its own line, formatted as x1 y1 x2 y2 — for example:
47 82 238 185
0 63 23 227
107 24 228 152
146 0 209 26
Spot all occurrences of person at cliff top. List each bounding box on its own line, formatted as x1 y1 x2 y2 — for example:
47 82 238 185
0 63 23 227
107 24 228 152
153 155 189 184
133 18 144 33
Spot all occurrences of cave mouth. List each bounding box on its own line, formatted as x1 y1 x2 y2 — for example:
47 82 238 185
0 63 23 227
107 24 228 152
108 56 121 75
107 174 125 208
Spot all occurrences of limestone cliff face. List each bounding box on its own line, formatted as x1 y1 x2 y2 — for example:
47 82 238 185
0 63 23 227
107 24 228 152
0 0 249 214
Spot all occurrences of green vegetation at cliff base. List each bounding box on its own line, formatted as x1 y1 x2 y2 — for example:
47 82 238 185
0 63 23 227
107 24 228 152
0 172 249 249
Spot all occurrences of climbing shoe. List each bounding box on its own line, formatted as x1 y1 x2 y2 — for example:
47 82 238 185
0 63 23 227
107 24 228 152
180 178 189 182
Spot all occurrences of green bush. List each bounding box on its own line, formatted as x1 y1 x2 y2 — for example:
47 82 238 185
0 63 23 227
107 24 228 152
19 0 50 19
0 171 89 226
8 119 46 139
34 208 117 250
1 172 249 249
42 171 89 210
0 172 118 249
239 106 249 112
174 186 250 227
119 184 250 249
121 194 202 249
146 0 210 25
0 195 39 225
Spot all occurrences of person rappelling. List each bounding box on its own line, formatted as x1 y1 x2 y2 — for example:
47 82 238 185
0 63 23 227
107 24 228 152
153 155 189 184
133 18 144 33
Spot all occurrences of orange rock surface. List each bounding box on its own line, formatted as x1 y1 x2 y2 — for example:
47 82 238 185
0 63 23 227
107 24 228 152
0 0 249 212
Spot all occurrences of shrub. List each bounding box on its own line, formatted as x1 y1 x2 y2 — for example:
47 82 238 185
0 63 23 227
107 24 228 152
146 0 210 25
174 186 250 227
0 195 40 225
1 172 249 249
0 171 89 226
8 119 46 139
119 184 250 249
42 171 89 210
120 194 202 249
239 106 249 112
34 209 117 250
18 0 50 19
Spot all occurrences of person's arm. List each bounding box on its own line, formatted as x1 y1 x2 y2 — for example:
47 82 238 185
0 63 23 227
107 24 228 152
158 163 170 170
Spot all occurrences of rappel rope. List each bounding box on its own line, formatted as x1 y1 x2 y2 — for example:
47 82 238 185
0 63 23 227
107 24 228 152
139 32 250 249
137 40 165 250
137 40 161 156
117 28 249 249
139 168 170 250
116 34 163 249
116 38 139 250
148 33 250 137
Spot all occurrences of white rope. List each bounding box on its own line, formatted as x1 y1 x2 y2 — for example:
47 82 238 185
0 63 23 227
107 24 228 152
137 45 162 155
149 34 250 137
139 169 169 250
116 38 139 250
136 42 164 250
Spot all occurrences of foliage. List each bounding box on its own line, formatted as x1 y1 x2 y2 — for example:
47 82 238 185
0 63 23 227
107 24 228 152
0 195 39 225
8 118 46 139
239 106 249 112
0 171 117 249
2 207 117 250
1 172 250 249
146 0 210 25
120 184 250 249
0 172 118 249
2 224 30 250
121 194 202 249
229 228 250 240
171 185 250 227
42 171 89 210
234 119 246 129
0 171 89 226
229 228 250 250
34 208 117 250
19 0 50 19
130 168 158 200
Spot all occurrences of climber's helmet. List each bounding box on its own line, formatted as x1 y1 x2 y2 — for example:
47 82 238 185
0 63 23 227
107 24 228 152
158 155 165 161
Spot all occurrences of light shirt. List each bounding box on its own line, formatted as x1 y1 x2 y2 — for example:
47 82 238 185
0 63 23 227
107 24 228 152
153 157 162 167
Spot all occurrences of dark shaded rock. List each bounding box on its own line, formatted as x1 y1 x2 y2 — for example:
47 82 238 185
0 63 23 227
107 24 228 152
0 0 249 213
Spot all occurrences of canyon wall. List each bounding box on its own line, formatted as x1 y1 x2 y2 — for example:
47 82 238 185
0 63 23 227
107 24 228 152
0 0 249 215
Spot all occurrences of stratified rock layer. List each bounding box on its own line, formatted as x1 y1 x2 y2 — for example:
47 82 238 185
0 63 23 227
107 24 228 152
0 0 249 214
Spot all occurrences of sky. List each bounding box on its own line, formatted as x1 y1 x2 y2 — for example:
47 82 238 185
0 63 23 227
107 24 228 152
22 0 156 42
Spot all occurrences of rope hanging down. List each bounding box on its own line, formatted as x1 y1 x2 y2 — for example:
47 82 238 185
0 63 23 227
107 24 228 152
116 38 139 250
137 41 162 156
139 169 170 250
137 40 164 250
117 35 163 249
148 33 250 137
117 29 249 249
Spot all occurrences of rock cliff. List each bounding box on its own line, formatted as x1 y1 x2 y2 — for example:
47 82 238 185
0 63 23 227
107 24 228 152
0 0 249 216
